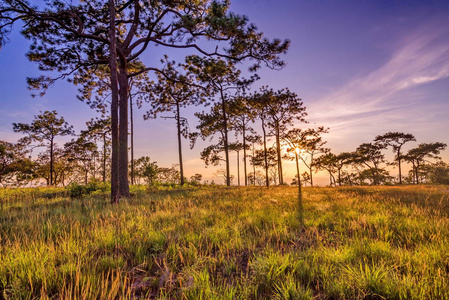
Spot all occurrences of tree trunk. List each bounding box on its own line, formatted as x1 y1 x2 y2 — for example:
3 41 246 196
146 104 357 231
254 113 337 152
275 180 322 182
220 91 230 186
295 152 303 222
397 149 402 184
130 91 134 185
275 124 283 185
50 136 54 186
103 133 107 183
338 168 341 186
252 142 256 185
176 102 185 186
309 153 314 187
118 64 130 198
243 124 247 186
109 0 120 204
237 150 240 186
415 160 419 184
261 118 269 187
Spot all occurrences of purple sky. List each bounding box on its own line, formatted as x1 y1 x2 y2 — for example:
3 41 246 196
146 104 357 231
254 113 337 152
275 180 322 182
1 0 448 185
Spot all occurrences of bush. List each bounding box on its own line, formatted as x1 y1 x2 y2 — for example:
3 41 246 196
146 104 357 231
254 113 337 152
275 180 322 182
67 180 110 198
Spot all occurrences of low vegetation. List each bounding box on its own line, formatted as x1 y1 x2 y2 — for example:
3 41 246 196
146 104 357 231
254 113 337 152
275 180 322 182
1 185 448 299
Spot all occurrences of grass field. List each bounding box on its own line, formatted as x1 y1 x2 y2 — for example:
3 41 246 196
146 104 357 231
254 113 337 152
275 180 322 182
0 185 448 299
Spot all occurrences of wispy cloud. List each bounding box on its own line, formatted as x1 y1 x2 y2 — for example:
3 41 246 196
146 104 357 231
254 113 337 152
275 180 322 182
309 18 449 136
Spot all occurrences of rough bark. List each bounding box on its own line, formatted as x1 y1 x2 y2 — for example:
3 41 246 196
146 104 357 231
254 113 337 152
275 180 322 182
118 65 130 198
109 0 120 204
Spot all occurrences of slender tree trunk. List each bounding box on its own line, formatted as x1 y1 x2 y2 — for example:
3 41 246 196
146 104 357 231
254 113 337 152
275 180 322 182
118 64 130 198
261 118 269 187
50 136 54 186
252 142 256 185
103 133 107 183
109 0 120 204
295 152 303 222
176 102 185 186
415 161 419 184
243 124 247 186
275 124 283 185
397 149 402 184
92 153 96 181
338 168 341 186
130 92 134 185
237 150 240 186
371 168 377 185
220 91 230 186
309 153 314 187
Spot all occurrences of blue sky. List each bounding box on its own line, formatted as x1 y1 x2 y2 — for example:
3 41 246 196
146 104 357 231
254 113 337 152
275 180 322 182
0 0 448 184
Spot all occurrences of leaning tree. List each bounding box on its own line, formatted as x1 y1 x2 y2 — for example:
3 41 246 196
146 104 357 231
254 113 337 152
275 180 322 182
0 0 289 202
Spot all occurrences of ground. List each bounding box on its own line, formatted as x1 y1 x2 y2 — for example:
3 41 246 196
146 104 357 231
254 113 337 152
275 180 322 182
0 185 448 299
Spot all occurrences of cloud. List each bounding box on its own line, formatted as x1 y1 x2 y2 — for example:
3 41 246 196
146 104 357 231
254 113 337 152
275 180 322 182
309 18 449 135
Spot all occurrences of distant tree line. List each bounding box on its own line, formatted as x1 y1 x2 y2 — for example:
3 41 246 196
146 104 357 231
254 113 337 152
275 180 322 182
311 132 448 186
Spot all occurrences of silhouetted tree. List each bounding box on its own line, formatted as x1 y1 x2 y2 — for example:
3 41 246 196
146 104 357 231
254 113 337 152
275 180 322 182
13 110 74 186
404 142 447 184
334 152 353 186
64 137 98 185
246 134 263 182
257 87 307 185
314 153 337 186
228 142 245 186
352 142 387 185
0 141 35 187
283 127 328 187
250 147 278 185
375 132 415 184
81 117 111 182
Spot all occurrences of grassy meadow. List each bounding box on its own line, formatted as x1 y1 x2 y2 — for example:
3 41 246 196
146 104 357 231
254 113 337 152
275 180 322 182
0 185 448 299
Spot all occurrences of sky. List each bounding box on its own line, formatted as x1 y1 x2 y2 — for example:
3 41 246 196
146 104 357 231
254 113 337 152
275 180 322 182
0 0 448 185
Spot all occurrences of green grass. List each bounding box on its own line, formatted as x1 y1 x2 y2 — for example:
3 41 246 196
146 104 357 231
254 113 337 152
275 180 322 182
0 185 448 299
